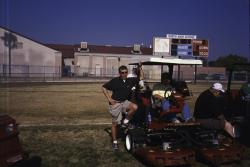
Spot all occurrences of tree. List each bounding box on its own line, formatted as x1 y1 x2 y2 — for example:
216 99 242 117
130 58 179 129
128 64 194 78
208 54 248 70
1 32 18 77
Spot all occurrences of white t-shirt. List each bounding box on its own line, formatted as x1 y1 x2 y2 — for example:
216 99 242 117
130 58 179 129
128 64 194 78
127 73 137 78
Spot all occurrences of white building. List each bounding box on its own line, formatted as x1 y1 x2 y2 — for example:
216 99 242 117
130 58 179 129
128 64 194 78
0 26 62 79
47 43 162 79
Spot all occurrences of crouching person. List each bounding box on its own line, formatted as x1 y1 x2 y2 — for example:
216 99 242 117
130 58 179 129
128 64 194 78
194 83 235 137
102 65 143 150
152 72 192 123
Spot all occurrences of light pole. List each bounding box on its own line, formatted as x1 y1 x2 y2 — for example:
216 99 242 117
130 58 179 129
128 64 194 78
1 32 18 78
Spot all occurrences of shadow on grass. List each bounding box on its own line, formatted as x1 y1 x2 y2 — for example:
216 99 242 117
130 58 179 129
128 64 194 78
11 156 42 167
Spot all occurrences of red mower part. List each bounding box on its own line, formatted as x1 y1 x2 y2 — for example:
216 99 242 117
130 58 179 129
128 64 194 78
0 115 26 167
197 143 246 165
135 147 195 166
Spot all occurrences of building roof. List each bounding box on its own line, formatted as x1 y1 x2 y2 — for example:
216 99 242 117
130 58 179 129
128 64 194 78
1 26 152 58
0 26 60 52
46 44 153 59
46 44 75 59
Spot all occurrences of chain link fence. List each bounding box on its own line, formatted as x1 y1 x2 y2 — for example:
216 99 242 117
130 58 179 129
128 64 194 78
0 64 248 82
0 64 61 82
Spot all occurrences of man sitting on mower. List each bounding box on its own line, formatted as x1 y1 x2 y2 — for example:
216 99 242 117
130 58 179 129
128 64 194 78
152 72 192 123
102 65 144 150
194 83 235 138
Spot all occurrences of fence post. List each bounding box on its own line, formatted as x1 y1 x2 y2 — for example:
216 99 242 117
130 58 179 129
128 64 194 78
58 66 62 79
194 65 197 84
44 66 45 82
25 65 27 81
2 64 6 80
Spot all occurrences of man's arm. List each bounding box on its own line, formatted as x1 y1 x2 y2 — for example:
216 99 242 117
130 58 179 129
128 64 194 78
152 83 165 99
138 63 144 80
153 93 165 100
102 86 117 105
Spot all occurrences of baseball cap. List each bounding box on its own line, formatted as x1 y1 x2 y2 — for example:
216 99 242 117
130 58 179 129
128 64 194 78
212 82 225 92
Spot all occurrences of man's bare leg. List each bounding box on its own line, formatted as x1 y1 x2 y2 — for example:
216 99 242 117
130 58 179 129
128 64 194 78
224 121 235 138
122 102 138 125
111 122 117 141
126 102 138 119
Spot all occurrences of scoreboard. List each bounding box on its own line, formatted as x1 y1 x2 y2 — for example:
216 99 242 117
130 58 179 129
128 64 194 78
153 34 209 58
167 34 209 57
170 39 192 56
192 39 209 57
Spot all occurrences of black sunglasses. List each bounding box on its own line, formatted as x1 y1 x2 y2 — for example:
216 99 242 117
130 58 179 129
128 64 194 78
120 71 128 74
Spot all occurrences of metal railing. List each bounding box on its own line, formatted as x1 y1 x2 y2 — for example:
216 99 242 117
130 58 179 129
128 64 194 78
0 64 61 81
1 64 248 83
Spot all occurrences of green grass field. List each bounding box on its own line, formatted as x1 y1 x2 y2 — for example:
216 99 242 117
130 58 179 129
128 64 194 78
0 82 249 167
0 83 111 125
0 83 211 125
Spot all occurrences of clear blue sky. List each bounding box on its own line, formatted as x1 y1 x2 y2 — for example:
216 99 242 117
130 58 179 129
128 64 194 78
0 0 249 61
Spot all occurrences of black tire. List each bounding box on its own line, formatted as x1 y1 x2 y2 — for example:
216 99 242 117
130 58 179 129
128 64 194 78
125 133 135 152
125 129 146 152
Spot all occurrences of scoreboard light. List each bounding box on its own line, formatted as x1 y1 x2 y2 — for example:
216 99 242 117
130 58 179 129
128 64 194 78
171 48 192 56
170 38 192 56
177 51 192 56
192 39 208 57
171 39 192 44
199 46 208 50
177 44 192 50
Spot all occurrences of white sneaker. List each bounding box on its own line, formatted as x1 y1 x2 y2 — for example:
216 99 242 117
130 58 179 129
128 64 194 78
172 119 181 124
232 126 236 138
123 118 129 124
121 118 129 128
